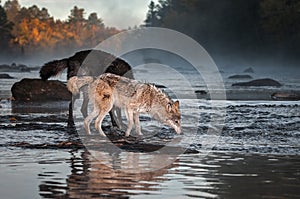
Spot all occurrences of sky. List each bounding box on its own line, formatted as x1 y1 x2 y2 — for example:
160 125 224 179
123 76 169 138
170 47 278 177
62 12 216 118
17 0 159 29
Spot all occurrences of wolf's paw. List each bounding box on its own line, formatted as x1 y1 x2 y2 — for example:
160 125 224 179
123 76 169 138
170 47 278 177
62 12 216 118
125 132 130 137
99 130 107 137
84 128 91 135
137 132 143 136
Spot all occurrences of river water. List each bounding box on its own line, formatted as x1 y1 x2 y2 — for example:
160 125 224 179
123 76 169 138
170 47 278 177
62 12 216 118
0 65 299 198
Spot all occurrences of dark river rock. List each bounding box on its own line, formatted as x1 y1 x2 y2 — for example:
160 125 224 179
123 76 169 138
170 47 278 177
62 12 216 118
228 74 253 79
0 74 14 79
232 78 282 87
0 63 31 72
271 92 300 101
11 78 71 101
243 67 254 73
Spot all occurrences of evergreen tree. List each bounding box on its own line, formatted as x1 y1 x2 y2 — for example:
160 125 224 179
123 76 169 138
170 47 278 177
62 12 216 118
87 12 103 27
0 1 13 50
144 1 159 27
3 0 20 22
68 6 85 23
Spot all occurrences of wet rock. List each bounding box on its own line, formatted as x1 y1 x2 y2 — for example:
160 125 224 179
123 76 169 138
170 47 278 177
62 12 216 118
195 90 208 95
5 139 199 153
0 64 11 72
243 67 254 73
271 92 300 101
0 73 14 79
155 84 167 89
232 78 281 87
11 78 71 101
195 90 209 99
8 141 84 149
228 74 252 79
0 63 31 72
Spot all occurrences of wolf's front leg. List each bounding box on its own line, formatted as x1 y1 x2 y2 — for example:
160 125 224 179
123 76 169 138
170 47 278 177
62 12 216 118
125 109 134 137
110 107 125 129
133 112 143 136
68 99 74 127
81 90 89 118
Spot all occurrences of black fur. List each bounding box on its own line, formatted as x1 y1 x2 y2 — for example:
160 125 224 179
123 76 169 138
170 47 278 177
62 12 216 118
40 49 133 80
40 59 68 80
39 49 134 128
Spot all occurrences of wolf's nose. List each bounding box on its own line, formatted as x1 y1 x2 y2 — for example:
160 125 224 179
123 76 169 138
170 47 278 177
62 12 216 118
176 128 181 134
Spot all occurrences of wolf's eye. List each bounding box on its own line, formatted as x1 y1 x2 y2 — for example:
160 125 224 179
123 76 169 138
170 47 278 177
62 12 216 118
175 120 179 124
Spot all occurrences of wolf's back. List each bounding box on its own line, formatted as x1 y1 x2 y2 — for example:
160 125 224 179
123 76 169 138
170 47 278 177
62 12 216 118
40 49 134 81
40 59 69 80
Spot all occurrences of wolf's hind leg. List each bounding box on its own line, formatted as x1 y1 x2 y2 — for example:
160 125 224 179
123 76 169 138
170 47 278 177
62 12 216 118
84 105 99 134
94 93 113 137
95 104 113 137
95 112 109 137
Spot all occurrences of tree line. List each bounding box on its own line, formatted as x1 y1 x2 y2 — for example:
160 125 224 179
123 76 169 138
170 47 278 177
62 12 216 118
144 0 300 67
1 0 299 66
0 0 119 61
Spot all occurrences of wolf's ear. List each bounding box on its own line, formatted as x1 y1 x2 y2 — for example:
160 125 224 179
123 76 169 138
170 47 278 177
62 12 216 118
174 100 179 109
167 102 172 112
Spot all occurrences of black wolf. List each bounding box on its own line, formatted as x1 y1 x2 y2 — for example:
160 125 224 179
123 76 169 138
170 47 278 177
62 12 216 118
40 49 133 126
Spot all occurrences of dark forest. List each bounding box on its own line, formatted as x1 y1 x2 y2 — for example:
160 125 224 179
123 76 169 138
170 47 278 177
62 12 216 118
144 0 300 67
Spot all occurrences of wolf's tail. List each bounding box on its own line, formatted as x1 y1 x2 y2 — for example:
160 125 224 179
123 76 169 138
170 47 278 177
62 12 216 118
40 58 69 80
67 76 94 95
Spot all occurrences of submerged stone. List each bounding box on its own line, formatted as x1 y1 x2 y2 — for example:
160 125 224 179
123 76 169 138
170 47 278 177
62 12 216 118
271 92 300 101
228 74 253 79
232 78 281 87
0 73 14 79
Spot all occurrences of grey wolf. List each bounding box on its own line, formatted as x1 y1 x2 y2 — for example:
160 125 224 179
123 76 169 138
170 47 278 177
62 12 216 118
39 49 133 127
67 73 181 137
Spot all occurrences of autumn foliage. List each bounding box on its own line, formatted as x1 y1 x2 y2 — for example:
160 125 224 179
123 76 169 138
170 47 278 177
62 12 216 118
0 0 120 60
